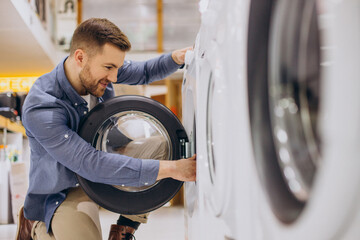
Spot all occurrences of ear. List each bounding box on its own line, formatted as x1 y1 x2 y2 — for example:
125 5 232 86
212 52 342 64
73 49 88 67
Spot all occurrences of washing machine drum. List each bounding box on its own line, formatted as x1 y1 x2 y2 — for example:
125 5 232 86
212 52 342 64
76 95 187 215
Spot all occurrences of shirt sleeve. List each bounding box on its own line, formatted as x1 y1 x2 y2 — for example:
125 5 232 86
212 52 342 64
22 103 159 187
116 53 181 85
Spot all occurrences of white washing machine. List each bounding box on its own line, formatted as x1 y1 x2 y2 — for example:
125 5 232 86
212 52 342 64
225 0 256 239
246 0 360 239
183 0 247 239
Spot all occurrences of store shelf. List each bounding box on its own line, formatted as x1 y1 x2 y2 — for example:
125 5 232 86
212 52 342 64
0 115 26 136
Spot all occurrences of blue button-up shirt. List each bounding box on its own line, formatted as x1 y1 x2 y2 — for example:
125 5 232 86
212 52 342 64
22 53 180 231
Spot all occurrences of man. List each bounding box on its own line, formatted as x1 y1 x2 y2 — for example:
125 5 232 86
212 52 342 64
16 18 196 240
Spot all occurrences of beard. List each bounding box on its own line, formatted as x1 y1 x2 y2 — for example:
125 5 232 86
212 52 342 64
79 64 108 97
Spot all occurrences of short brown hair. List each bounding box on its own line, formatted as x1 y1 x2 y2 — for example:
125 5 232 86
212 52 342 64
69 18 131 56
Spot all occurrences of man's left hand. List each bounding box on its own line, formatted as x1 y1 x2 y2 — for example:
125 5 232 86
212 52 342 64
171 47 193 65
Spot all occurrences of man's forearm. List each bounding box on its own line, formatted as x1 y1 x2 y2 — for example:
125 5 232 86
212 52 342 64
156 155 196 182
156 160 176 180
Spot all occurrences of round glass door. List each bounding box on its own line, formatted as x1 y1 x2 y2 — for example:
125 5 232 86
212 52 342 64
268 0 323 202
204 53 233 216
77 95 186 215
93 111 172 192
206 72 216 184
247 0 328 223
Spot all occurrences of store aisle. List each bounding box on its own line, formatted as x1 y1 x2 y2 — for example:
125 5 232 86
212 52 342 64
0 206 185 240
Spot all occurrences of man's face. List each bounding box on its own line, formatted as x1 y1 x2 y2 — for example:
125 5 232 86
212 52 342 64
79 43 125 97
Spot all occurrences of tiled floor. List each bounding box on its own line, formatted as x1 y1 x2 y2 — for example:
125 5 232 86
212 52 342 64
0 206 185 240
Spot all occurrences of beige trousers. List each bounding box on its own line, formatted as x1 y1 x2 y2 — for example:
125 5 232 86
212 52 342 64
31 187 148 240
31 135 167 239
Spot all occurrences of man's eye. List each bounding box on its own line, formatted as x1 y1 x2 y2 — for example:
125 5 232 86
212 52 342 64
105 66 112 70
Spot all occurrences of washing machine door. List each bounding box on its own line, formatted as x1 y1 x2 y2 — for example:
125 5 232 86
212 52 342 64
248 0 360 238
199 47 234 218
248 0 321 222
76 95 187 215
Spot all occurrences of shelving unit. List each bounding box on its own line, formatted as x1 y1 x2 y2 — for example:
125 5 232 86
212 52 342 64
0 116 26 137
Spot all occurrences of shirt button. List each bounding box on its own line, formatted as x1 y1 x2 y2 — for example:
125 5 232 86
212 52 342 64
55 201 59 205
76 183 79 187
121 184 125 187
64 134 68 139
84 111 87 115
144 182 148 186
74 103 78 106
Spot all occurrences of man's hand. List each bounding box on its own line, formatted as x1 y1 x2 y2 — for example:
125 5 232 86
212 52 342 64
156 155 196 181
171 47 193 65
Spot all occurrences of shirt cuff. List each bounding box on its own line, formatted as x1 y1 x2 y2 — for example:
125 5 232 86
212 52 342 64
164 53 183 69
139 159 160 186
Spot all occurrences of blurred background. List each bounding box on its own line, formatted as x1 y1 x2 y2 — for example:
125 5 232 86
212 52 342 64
0 0 200 239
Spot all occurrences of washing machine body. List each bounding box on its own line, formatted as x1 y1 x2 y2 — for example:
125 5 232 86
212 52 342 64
247 0 360 239
183 0 248 239
197 0 255 238
225 0 257 239
183 3 230 238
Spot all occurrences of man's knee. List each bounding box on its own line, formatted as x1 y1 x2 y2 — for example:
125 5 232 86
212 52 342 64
51 209 102 240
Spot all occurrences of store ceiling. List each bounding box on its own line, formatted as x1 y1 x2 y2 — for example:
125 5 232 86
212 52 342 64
0 0 54 77
82 0 200 52
0 0 199 77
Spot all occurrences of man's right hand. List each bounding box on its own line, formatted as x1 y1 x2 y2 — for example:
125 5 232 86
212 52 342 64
156 155 196 182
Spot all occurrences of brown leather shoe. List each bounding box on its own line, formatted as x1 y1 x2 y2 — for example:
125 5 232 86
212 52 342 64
15 206 34 240
108 224 136 240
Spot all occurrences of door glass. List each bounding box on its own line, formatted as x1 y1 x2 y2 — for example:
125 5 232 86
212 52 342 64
93 111 172 192
268 0 328 201
206 72 216 184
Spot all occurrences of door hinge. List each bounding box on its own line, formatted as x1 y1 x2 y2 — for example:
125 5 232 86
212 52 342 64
179 139 192 159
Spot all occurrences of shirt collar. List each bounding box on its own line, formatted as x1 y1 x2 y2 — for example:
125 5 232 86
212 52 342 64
57 57 88 107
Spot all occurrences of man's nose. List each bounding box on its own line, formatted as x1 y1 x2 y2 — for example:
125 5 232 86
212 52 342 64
108 69 118 83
